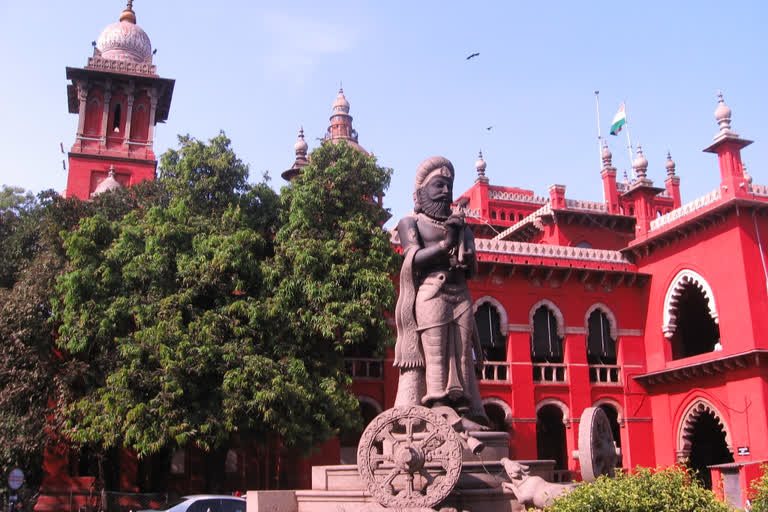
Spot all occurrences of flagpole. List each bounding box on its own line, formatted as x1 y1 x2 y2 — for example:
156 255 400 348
624 99 635 178
595 91 603 165
595 90 606 202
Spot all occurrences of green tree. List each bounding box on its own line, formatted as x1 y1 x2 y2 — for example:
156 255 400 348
545 465 730 512
54 135 396 464
258 140 399 447
0 190 91 492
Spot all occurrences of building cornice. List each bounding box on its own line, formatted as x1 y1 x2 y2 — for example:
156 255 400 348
633 349 768 387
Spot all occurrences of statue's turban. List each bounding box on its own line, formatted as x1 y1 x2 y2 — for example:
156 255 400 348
414 156 454 192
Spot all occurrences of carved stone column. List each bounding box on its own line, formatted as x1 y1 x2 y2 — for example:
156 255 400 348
100 79 113 148
75 80 89 137
147 88 159 147
122 81 136 150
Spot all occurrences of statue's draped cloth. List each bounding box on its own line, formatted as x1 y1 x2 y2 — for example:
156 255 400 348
394 245 484 416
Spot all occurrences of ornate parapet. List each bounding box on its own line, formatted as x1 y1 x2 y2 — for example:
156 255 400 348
474 238 632 265
564 198 607 212
86 56 156 75
649 188 722 231
488 189 548 204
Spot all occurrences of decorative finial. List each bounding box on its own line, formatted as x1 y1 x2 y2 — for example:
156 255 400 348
120 0 137 23
475 150 488 183
633 145 648 179
294 126 308 157
714 89 734 135
601 140 613 169
623 169 630 184
108 164 116 177
743 163 753 184
665 151 676 176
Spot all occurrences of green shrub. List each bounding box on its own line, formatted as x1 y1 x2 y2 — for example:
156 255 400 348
749 464 768 512
545 465 730 512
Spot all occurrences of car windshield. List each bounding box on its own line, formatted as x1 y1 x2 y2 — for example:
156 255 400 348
154 498 189 511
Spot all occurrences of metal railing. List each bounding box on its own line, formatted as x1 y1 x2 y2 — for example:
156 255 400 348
589 364 621 384
532 363 567 383
480 362 510 383
344 358 384 380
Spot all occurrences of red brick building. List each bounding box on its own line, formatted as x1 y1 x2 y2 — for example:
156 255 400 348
47 3 768 511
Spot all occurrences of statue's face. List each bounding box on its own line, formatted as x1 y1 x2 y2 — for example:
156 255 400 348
417 173 454 220
424 175 453 203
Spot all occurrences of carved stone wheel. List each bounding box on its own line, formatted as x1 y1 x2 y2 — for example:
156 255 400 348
357 406 463 509
578 406 620 482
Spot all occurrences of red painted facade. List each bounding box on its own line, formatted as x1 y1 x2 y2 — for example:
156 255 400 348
41 5 768 512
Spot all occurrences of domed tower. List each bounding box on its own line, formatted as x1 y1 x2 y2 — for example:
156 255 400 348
64 1 175 199
324 87 367 153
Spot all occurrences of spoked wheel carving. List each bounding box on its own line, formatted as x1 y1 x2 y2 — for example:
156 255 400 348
578 406 620 482
357 406 463 509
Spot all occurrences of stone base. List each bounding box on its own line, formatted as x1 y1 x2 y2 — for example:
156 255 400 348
246 431 556 512
248 459 556 512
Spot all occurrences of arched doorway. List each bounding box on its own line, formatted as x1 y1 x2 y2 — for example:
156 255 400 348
597 403 622 469
536 404 567 470
678 400 734 489
339 396 382 464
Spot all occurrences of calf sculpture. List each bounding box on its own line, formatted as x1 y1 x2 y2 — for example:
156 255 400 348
500 458 578 509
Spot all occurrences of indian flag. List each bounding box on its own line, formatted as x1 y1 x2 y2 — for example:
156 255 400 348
610 103 627 135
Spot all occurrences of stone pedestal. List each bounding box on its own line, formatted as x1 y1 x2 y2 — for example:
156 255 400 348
247 432 557 512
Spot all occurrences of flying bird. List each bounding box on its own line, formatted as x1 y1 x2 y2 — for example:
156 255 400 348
486 126 493 131
466 52 480 60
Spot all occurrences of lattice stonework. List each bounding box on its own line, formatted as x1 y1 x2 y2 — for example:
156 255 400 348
676 398 732 460
662 269 718 339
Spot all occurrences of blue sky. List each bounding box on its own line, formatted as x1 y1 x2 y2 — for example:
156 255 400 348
1 1 766 226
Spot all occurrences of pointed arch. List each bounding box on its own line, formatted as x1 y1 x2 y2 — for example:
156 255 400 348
593 397 624 424
676 398 732 461
663 270 718 339
529 299 565 338
356 395 383 416
483 397 513 429
536 398 569 425
584 303 618 339
474 295 509 335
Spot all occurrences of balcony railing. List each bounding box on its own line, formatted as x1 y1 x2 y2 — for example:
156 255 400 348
589 364 621 385
533 363 567 383
345 358 384 380
480 361 510 383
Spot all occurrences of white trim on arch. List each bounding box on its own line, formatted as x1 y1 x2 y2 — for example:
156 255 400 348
529 299 565 338
593 397 624 425
474 296 509 336
584 303 618 340
662 269 718 339
483 397 513 429
536 398 569 425
356 395 383 416
676 397 732 461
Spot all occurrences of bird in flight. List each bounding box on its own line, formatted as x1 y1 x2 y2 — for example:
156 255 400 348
466 52 480 60
486 126 493 131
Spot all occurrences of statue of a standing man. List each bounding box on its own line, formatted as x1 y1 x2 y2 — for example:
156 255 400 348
394 156 488 426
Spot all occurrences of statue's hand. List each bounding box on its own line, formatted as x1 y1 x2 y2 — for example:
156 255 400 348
442 213 465 250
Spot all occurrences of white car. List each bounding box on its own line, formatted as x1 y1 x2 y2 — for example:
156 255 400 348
145 495 245 512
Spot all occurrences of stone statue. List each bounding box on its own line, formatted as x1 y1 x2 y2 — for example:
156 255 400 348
501 459 578 509
394 156 488 426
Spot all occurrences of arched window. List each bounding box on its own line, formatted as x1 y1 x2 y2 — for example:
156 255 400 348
339 396 382 464
664 271 720 360
476 302 505 362
112 103 122 132
587 309 617 365
531 305 563 363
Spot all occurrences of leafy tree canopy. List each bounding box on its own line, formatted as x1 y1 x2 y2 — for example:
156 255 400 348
53 134 397 458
